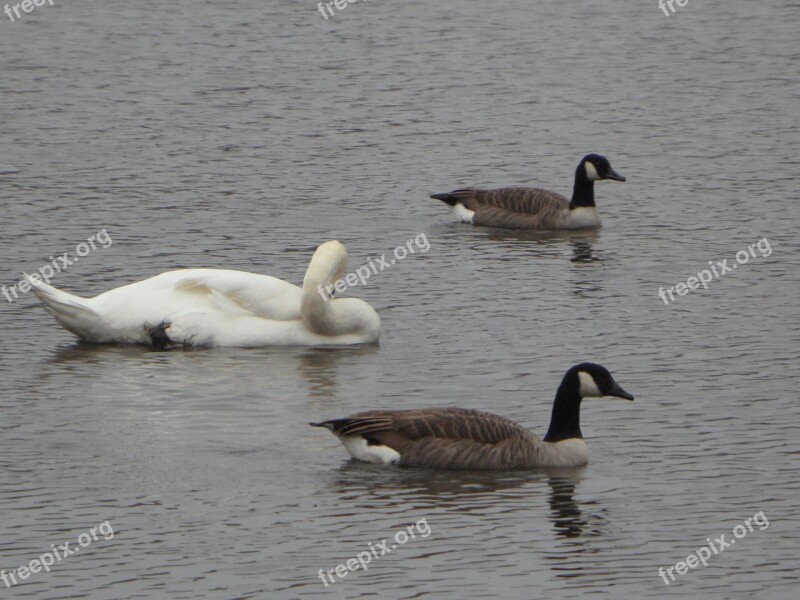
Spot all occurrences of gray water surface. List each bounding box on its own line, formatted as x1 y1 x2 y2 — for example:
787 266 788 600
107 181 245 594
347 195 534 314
1 1 799 598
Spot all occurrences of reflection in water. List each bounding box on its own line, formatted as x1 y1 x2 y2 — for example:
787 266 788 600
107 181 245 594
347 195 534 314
324 461 591 539
476 228 603 295
476 227 601 265
40 341 379 400
46 342 160 365
295 346 380 398
569 239 598 263
481 227 599 249
548 475 588 538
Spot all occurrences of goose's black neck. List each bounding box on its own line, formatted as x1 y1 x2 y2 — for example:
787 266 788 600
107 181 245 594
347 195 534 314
543 375 583 442
569 163 595 209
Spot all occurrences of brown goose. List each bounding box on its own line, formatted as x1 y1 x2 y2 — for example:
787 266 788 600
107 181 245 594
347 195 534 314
430 154 625 230
310 363 634 470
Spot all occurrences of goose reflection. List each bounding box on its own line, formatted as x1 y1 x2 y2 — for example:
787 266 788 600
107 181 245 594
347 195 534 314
569 238 598 263
547 474 588 538
319 462 590 538
475 227 601 264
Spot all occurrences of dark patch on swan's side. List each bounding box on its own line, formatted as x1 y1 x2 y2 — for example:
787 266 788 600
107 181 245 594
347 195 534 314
147 321 172 350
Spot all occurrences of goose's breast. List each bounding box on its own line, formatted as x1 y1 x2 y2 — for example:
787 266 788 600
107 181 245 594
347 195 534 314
540 438 589 467
564 207 601 229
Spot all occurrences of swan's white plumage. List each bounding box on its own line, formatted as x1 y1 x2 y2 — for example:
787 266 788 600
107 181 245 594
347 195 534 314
29 241 381 347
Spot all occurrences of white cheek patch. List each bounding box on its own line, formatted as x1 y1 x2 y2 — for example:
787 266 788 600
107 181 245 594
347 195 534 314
584 162 600 181
578 371 602 397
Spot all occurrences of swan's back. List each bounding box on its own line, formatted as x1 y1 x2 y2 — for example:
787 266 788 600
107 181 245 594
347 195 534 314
92 269 303 321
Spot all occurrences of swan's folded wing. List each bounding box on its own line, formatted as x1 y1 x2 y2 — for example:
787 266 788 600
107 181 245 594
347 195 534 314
172 270 302 321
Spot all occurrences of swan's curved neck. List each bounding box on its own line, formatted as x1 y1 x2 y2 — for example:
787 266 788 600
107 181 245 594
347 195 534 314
298 242 380 342
301 246 347 336
569 165 595 209
543 375 583 442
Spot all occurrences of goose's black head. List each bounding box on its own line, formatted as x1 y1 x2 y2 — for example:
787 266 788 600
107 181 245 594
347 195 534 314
544 362 633 442
567 362 633 400
570 154 625 209
579 154 626 183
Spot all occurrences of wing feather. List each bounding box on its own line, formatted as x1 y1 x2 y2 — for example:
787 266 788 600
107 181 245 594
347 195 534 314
165 269 302 321
327 408 525 445
445 188 569 229
317 408 545 469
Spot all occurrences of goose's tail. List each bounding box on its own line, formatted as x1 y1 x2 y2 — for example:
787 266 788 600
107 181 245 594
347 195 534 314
430 192 459 206
27 276 103 341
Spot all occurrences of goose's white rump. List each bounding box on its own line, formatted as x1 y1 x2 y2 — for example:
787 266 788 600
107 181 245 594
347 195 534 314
29 241 382 347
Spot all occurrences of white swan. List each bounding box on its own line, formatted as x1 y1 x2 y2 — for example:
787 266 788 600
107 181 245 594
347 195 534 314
28 241 382 347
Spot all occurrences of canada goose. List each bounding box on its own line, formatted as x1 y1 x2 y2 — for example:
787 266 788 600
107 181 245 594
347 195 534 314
430 154 625 230
28 241 381 347
311 363 633 470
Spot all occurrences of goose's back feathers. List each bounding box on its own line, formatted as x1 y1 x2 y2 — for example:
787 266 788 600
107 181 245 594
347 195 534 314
321 407 523 443
433 187 583 230
313 408 562 470
443 187 569 215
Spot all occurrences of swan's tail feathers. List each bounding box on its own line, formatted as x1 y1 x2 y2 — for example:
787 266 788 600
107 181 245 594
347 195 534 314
27 276 102 340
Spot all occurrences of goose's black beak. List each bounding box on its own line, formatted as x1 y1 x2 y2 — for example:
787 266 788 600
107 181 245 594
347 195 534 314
609 381 634 400
604 168 626 182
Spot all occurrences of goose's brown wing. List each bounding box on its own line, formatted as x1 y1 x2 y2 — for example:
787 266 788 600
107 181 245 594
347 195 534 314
322 408 520 442
447 187 567 214
315 408 536 469
444 188 569 229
